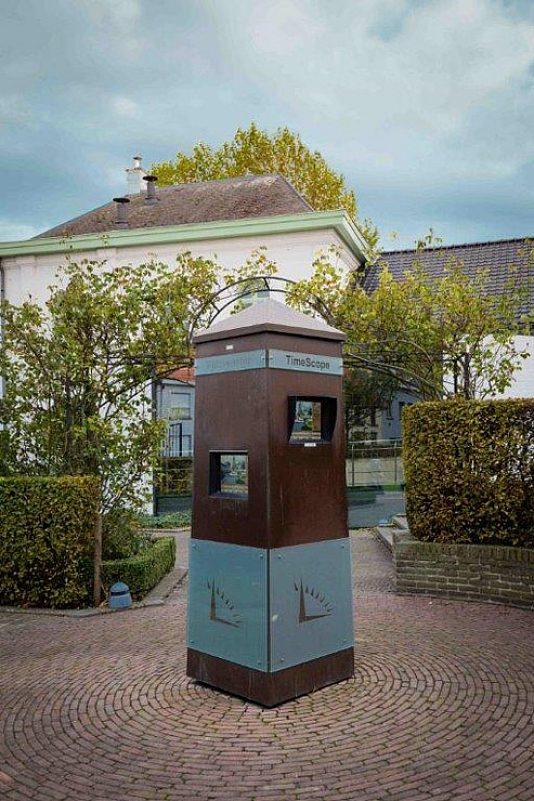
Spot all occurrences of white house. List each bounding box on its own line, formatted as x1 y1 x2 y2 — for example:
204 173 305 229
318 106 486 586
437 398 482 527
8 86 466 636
0 160 368 512
0 165 367 310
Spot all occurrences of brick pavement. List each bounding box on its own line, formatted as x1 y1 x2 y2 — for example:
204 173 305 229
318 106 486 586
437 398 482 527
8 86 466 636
1 530 533 801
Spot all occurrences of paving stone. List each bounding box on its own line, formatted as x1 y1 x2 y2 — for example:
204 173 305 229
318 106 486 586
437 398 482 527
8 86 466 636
0 530 533 800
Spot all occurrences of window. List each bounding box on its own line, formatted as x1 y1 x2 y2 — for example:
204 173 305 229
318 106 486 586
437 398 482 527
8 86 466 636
288 397 337 444
181 435 192 457
168 392 192 421
210 452 248 498
162 426 192 458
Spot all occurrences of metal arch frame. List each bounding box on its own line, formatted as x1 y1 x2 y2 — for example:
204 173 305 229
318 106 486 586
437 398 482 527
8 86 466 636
184 278 449 400
122 275 453 402
185 275 333 344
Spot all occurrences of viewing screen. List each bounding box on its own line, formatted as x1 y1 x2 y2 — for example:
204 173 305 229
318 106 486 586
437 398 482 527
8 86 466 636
210 452 249 498
288 396 337 444
290 400 322 442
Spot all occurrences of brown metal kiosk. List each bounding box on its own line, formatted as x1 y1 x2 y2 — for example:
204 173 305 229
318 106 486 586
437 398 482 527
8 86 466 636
187 299 354 706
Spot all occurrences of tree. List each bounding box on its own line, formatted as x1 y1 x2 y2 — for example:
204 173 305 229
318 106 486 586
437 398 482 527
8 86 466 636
151 122 378 249
287 245 533 407
0 253 221 515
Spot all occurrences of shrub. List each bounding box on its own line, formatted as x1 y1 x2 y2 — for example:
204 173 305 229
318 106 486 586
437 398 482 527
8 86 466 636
0 476 99 608
138 511 191 529
101 536 176 601
102 507 148 560
403 399 534 547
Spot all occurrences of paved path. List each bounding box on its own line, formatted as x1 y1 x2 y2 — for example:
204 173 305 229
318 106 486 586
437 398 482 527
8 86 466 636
1 531 533 801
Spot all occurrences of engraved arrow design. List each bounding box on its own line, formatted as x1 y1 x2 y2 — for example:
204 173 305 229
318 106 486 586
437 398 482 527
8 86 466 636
296 579 333 624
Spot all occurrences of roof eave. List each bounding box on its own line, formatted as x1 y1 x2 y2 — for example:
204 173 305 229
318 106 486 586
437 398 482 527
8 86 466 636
0 210 369 264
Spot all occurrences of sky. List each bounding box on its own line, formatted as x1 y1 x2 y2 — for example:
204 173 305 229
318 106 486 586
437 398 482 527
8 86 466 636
1 0 534 249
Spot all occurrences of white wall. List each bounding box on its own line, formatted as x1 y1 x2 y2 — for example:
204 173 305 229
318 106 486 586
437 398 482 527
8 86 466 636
495 335 534 399
2 228 358 308
442 335 534 401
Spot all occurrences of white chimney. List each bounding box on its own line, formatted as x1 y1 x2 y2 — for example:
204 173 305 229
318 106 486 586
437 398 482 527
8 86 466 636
126 154 147 195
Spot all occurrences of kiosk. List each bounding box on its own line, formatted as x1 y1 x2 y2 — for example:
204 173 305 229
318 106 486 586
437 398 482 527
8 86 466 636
187 299 354 706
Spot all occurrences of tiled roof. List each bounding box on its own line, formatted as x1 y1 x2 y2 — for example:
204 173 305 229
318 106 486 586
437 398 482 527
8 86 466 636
37 174 313 238
363 237 534 321
165 367 195 384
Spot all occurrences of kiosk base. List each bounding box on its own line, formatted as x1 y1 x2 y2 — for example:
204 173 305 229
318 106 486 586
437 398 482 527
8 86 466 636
187 648 354 707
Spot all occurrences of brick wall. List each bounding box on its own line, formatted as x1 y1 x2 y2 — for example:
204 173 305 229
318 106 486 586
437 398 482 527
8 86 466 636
394 538 534 610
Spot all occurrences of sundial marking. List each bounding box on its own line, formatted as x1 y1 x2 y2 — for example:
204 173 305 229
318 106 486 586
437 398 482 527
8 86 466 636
295 579 333 623
208 580 242 628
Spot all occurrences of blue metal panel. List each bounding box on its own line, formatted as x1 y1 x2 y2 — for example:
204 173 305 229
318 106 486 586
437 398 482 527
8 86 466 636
269 539 354 671
195 349 343 376
268 349 343 375
195 350 266 376
187 540 269 671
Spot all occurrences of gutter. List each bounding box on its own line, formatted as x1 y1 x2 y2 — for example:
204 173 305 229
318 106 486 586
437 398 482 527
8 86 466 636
0 210 370 266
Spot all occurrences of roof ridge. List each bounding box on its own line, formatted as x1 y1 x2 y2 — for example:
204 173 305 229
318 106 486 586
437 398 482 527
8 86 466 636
156 173 288 191
270 174 314 211
382 235 534 256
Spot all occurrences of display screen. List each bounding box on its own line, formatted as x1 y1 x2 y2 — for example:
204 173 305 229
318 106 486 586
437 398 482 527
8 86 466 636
210 452 249 498
288 396 337 444
290 400 322 442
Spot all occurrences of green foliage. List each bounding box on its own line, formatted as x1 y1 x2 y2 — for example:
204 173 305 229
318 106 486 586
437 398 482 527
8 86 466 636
157 457 193 495
0 250 298 516
101 536 176 600
0 476 99 608
138 511 191 529
101 507 149 560
152 122 378 249
287 245 532 405
0 255 222 514
403 399 534 547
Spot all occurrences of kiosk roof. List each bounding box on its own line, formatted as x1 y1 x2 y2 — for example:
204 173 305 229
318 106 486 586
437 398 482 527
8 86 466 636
194 298 346 343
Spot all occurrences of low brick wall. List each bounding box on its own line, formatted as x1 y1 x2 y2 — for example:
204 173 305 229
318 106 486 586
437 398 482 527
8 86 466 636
394 539 534 610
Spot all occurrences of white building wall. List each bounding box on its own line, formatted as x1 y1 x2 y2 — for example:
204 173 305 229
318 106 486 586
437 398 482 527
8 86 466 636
2 229 358 308
495 335 534 399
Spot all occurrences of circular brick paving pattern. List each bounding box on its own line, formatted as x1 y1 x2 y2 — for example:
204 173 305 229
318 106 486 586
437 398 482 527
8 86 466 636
1 531 533 801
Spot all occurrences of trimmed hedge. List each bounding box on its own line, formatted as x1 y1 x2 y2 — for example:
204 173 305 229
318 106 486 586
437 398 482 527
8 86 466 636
138 511 191 529
0 476 99 608
101 535 176 601
403 399 534 548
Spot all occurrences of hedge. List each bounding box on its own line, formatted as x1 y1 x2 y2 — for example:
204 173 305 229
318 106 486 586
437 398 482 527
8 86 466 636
157 457 192 495
101 535 176 601
0 476 99 608
403 398 534 548
138 511 191 529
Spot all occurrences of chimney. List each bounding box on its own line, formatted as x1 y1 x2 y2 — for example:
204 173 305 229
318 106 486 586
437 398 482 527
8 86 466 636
143 174 158 205
126 154 147 195
113 197 130 228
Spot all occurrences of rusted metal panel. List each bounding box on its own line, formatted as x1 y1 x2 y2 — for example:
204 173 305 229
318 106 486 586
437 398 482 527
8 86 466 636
186 648 354 707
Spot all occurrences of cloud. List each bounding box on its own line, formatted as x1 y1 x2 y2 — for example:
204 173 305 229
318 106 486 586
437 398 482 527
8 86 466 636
111 96 139 117
210 0 534 184
0 221 42 242
1 0 533 247
0 95 35 130
72 0 143 56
